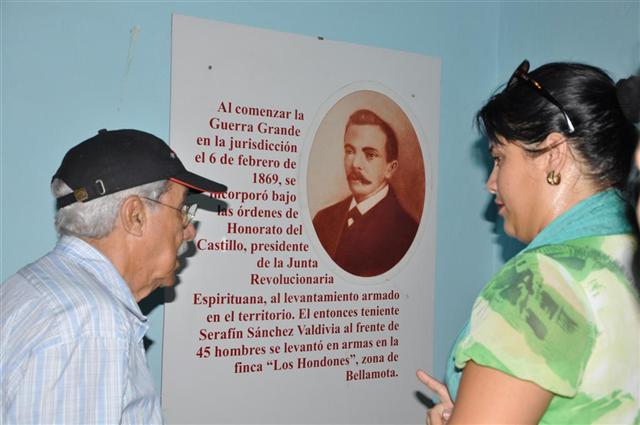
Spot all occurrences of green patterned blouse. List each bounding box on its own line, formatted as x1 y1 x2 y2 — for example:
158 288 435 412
452 190 640 424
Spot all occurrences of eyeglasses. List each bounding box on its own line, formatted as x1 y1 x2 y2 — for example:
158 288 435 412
507 60 575 133
141 197 197 228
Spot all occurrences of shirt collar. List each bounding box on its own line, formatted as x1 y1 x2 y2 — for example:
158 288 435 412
349 184 389 215
54 235 149 337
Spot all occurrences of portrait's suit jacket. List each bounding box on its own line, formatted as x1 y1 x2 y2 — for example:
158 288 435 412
312 188 418 277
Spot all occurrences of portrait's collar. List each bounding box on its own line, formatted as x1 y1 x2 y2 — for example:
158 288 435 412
350 184 389 215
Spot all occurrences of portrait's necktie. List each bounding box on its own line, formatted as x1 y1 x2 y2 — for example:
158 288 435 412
347 207 361 227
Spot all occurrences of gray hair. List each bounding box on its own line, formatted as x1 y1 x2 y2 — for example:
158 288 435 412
52 178 169 238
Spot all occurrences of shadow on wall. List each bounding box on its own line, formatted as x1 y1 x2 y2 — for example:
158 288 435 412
471 135 526 263
414 389 436 410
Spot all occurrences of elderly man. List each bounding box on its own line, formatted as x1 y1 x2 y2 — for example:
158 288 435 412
0 129 226 423
313 109 418 277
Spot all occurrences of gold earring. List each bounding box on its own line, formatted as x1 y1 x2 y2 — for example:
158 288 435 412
546 170 561 185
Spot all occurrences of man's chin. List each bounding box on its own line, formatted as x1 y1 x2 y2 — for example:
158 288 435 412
159 276 177 288
348 183 372 197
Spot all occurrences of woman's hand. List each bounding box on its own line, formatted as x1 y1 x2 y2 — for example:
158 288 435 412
416 370 454 425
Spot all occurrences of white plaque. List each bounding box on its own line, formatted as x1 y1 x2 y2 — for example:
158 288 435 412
163 14 440 424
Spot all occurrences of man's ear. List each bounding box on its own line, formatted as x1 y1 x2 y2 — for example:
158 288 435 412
120 196 146 237
540 132 569 173
385 159 399 180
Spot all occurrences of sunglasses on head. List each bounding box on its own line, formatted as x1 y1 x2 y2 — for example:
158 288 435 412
507 60 575 133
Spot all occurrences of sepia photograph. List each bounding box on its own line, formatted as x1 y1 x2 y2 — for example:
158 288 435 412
308 90 426 277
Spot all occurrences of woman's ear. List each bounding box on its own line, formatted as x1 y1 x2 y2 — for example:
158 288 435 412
541 132 569 173
120 196 145 237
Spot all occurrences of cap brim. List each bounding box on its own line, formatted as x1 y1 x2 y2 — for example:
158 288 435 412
171 171 227 194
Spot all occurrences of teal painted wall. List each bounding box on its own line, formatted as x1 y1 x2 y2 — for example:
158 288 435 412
2 1 638 396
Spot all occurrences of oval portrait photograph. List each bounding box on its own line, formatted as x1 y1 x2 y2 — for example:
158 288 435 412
307 90 426 278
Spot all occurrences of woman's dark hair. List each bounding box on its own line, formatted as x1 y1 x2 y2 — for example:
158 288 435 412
627 159 640 208
619 75 640 206
476 62 639 190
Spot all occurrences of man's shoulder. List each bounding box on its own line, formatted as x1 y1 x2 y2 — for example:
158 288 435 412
313 196 351 222
375 189 418 227
8 249 109 299
1 269 66 362
2 250 129 340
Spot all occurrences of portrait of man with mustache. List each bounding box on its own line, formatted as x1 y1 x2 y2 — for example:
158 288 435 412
312 108 419 277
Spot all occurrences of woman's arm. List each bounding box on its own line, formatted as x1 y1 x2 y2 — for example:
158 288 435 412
449 361 553 424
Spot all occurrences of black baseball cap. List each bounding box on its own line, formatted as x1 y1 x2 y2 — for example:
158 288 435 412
53 129 227 209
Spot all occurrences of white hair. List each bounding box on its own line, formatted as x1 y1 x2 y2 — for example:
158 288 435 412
52 178 169 238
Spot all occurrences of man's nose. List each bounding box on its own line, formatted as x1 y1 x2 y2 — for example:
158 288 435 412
352 151 365 168
183 222 196 241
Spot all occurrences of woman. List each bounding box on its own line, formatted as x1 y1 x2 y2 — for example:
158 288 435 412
418 62 640 424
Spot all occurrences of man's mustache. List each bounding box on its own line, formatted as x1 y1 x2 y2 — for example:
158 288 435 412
347 170 372 184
